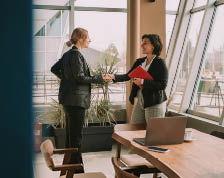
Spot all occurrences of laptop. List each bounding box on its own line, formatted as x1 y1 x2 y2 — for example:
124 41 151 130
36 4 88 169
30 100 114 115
133 116 188 146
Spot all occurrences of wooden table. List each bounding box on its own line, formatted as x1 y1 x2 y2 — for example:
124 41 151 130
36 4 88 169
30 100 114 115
112 128 224 178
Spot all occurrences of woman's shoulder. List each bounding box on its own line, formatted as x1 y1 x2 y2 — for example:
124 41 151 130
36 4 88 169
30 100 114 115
154 56 166 64
67 48 83 58
135 57 147 63
153 56 168 69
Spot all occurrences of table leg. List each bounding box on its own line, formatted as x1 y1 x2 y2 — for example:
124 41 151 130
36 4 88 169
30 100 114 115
116 142 121 158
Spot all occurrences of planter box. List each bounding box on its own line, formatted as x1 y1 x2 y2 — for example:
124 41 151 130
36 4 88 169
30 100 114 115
53 124 114 152
81 124 114 153
54 128 66 149
42 124 54 137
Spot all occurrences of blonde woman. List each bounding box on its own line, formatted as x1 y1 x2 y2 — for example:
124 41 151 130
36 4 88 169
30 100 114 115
51 28 109 172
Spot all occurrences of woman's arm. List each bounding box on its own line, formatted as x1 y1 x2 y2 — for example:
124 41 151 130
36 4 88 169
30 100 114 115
69 52 104 84
114 60 139 82
51 58 63 79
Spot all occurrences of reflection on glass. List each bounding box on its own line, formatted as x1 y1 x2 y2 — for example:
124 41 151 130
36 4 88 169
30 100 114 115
75 0 127 8
33 9 69 105
170 11 204 109
192 6 224 118
33 0 68 5
166 15 176 49
75 11 127 105
166 0 180 11
34 9 68 37
194 0 208 8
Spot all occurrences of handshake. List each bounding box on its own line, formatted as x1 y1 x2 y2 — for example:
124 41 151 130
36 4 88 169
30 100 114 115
102 74 115 82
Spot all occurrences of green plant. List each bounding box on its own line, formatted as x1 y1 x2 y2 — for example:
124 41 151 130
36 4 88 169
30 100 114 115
37 98 65 129
38 43 119 128
85 43 120 126
36 77 66 130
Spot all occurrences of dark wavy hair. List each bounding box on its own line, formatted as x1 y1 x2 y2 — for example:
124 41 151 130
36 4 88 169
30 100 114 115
142 34 163 56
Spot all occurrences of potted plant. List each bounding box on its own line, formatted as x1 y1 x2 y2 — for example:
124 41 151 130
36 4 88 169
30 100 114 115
81 43 120 152
37 98 66 149
38 43 120 150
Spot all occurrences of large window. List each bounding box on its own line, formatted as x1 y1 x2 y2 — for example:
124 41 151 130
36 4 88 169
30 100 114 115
32 1 127 105
166 15 176 50
194 0 208 8
170 11 204 109
166 0 180 49
33 9 69 104
191 5 224 119
75 11 127 105
167 0 224 123
75 0 127 8
33 0 67 5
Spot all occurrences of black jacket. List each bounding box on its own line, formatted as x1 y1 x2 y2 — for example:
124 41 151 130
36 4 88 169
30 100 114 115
114 56 168 108
51 46 103 109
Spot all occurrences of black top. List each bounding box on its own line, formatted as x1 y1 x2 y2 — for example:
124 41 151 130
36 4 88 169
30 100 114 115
114 56 168 108
51 46 103 109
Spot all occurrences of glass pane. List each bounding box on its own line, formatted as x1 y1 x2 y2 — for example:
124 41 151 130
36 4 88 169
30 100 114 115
33 52 45 72
166 0 180 11
75 11 127 105
33 9 68 36
194 0 208 8
46 37 61 51
192 5 224 118
166 14 176 50
33 9 69 105
33 37 45 51
33 0 68 6
169 11 204 109
75 0 127 8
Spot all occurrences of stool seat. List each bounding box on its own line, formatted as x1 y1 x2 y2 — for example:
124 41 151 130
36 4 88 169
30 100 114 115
120 154 154 168
60 172 107 178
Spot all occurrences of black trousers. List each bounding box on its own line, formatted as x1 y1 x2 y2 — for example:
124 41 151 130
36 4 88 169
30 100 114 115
63 105 85 171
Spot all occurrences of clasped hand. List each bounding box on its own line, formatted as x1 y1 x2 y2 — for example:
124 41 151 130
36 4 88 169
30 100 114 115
132 78 142 86
102 74 115 82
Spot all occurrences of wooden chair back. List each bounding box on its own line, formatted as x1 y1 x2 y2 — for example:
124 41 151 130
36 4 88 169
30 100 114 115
112 157 138 178
40 139 55 169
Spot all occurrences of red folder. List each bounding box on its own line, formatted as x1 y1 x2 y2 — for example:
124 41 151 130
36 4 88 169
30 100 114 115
128 65 154 80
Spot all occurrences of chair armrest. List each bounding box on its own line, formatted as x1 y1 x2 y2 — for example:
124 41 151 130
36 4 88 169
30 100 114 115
53 163 83 171
53 148 78 154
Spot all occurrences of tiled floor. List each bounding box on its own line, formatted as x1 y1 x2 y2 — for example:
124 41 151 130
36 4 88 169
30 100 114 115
34 144 160 178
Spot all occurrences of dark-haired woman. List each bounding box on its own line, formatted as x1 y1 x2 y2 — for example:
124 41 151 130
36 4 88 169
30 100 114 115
109 34 168 124
51 27 109 172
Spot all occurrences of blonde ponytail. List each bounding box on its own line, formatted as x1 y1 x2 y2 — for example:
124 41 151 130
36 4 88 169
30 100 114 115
67 28 88 47
66 40 73 47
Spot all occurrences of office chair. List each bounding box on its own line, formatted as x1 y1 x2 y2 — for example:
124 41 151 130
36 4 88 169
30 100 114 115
114 124 160 178
40 139 107 178
112 157 138 178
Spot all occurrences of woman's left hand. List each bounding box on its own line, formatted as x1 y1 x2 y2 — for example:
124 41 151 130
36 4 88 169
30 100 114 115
133 78 142 86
